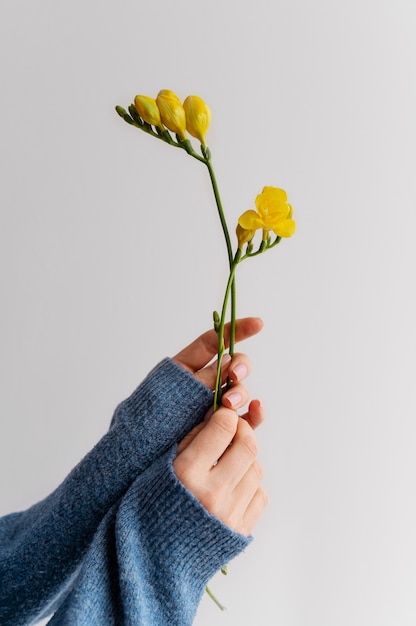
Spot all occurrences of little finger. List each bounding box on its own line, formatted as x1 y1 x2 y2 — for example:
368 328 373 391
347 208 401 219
240 399 265 430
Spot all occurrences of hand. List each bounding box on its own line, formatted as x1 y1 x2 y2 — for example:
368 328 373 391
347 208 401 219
175 320 265 451
173 402 267 537
172 316 263 390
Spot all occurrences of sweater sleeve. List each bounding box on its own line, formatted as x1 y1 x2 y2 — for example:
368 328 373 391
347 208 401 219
47 447 252 626
0 358 213 626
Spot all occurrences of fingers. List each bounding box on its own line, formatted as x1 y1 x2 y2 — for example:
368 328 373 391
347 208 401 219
193 350 253 390
240 399 265 430
172 317 263 374
174 409 268 537
226 353 251 384
241 486 269 536
176 406 238 475
221 381 250 410
220 461 265 535
177 396 264 456
192 353 231 389
211 418 258 491
210 419 267 535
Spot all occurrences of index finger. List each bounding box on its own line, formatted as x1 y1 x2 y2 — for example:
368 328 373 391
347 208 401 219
173 317 263 374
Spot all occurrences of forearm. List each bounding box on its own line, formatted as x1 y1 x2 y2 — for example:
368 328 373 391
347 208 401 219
48 447 251 626
0 358 213 625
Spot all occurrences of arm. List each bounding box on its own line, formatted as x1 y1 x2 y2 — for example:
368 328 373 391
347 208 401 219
47 382 266 625
0 318 263 625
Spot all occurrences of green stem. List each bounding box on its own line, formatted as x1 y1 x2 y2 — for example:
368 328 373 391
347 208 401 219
205 586 226 611
213 250 241 411
118 109 240 406
241 236 282 261
229 278 237 358
116 107 209 161
187 148 239 404
203 157 233 267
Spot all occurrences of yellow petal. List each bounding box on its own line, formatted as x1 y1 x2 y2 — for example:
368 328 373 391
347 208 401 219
256 187 289 219
272 218 296 238
134 95 163 128
156 90 187 140
183 95 212 145
238 210 264 230
261 187 288 204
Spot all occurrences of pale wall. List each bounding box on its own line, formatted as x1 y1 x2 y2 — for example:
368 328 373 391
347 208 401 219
1 1 416 624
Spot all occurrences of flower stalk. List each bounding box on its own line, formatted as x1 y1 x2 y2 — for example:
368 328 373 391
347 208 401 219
115 92 295 608
204 585 226 611
199 147 238 399
116 93 295 415
213 249 242 410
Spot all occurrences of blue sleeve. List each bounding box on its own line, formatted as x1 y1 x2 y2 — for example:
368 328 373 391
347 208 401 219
0 358 213 626
47 447 252 626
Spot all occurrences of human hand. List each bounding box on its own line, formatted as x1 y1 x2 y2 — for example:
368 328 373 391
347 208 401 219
109 317 263 491
172 316 263 390
173 402 267 537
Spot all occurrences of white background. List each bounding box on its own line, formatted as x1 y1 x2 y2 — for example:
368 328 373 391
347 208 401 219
1 1 416 625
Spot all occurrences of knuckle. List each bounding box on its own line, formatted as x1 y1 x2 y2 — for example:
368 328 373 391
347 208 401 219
251 459 264 481
212 408 237 438
258 486 269 508
240 430 258 458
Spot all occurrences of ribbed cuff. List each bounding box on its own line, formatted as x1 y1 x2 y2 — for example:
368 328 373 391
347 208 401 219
111 358 214 467
116 446 252 621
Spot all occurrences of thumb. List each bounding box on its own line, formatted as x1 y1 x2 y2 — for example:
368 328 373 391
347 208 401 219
175 406 238 472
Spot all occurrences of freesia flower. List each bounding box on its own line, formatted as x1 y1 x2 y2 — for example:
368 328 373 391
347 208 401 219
117 85 298 613
238 186 296 239
183 95 212 145
156 90 187 140
134 95 164 128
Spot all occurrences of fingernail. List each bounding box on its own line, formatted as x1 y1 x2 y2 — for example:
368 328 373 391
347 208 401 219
224 392 242 407
232 362 248 380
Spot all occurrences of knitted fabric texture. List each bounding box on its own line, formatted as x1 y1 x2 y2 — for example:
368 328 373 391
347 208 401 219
48 448 251 625
0 358 250 625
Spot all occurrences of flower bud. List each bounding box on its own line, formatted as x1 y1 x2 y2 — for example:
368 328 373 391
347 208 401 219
236 224 255 249
134 95 163 128
156 90 187 140
213 310 220 332
183 95 212 145
115 105 135 126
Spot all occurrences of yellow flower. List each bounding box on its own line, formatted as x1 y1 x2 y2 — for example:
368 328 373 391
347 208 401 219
134 95 163 128
183 95 212 145
156 90 187 140
236 224 255 249
238 186 296 238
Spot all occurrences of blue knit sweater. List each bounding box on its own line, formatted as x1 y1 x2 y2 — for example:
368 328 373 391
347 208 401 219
0 358 251 625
